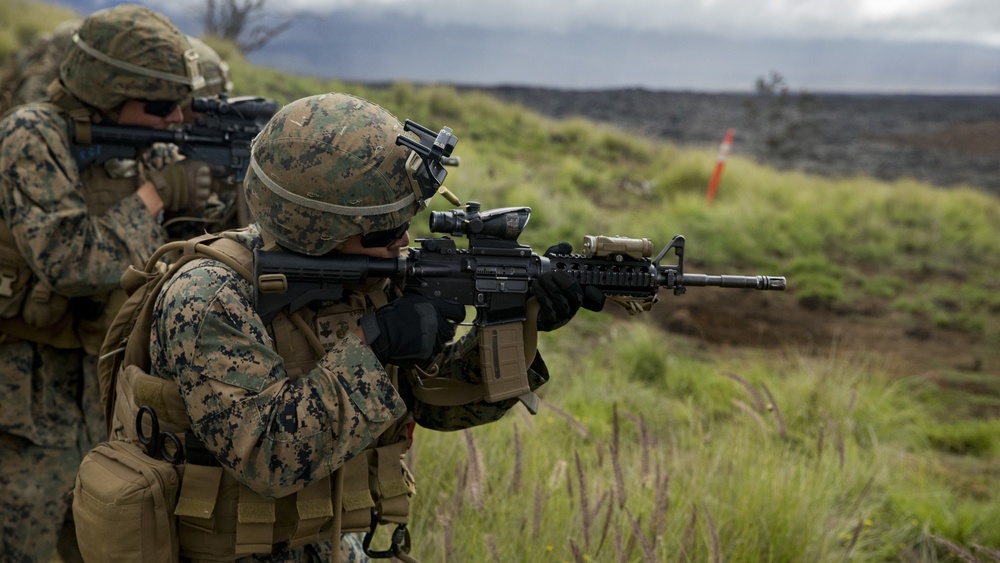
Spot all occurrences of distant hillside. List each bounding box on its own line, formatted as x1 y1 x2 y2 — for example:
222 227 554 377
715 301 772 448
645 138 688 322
472 86 1000 194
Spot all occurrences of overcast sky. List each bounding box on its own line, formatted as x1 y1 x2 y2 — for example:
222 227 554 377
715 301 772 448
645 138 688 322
65 0 1000 93
252 0 1000 46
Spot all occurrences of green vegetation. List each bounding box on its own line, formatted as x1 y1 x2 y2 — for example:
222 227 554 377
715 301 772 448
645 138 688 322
407 338 1000 561
0 1 75 56
7 4 1000 560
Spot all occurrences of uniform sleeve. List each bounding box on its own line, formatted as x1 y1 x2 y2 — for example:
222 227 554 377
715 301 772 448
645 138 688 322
0 106 164 296
406 327 550 431
151 259 407 498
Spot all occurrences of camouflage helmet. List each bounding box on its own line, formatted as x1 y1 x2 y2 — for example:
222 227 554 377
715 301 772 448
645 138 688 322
59 4 204 111
245 93 425 256
187 37 233 97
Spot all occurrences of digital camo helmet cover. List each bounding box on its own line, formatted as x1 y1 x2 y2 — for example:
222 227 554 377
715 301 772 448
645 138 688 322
59 4 203 111
245 93 425 256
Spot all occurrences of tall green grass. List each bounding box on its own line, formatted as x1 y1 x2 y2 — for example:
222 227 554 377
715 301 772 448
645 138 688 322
407 319 1000 561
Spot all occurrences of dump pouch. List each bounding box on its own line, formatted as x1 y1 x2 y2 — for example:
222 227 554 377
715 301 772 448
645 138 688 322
73 439 180 563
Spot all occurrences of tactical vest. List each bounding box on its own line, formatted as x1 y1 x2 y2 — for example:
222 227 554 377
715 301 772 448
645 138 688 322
103 232 415 562
0 83 143 354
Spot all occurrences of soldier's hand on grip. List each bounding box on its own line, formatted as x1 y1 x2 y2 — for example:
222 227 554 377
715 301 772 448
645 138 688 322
360 294 466 367
150 159 214 213
536 243 605 331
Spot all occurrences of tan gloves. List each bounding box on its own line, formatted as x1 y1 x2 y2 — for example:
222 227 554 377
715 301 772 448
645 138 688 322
147 159 214 214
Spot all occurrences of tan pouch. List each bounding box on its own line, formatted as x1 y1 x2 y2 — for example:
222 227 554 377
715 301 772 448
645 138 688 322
0 222 31 319
73 439 180 563
0 257 31 319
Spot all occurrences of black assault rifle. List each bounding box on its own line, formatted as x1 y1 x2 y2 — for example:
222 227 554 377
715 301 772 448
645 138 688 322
253 202 785 401
252 118 786 407
69 95 278 183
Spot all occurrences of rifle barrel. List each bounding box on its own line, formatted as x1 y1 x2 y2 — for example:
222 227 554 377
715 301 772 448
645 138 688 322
679 274 786 291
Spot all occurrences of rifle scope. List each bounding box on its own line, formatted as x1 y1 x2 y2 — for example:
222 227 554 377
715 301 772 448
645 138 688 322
428 202 530 241
190 95 278 120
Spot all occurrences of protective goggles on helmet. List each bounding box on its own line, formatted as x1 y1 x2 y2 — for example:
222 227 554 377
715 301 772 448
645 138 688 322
361 222 410 248
141 99 181 118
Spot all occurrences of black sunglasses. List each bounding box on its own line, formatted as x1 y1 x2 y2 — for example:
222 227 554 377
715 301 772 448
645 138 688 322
360 222 409 248
142 99 180 118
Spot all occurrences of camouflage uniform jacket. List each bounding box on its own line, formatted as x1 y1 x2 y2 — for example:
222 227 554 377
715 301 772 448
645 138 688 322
0 102 165 446
147 226 548 556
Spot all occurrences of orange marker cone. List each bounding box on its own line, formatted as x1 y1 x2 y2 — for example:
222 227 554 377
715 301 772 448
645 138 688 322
706 128 735 206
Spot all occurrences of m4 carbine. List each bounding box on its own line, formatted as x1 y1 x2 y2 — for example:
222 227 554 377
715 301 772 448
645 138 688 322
253 201 786 402
69 95 278 183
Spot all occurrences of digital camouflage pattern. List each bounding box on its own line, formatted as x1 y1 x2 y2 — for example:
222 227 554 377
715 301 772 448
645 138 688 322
0 103 164 299
0 5 195 560
59 4 201 111
244 93 423 255
148 225 547 560
0 102 166 562
0 431 87 562
0 100 166 562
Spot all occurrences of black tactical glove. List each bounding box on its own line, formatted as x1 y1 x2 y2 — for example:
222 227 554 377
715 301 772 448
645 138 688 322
535 242 606 331
359 294 467 366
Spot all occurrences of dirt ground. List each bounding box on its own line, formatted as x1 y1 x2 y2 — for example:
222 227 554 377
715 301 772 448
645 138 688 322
646 288 994 379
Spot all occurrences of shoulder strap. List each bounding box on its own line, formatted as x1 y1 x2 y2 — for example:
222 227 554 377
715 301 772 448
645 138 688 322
100 233 255 430
45 79 95 143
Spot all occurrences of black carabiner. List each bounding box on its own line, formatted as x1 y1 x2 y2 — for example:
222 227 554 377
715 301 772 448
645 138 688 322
362 510 411 559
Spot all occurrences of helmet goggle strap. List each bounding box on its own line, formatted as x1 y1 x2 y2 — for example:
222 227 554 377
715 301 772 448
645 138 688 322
71 33 206 93
248 153 417 253
404 151 435 204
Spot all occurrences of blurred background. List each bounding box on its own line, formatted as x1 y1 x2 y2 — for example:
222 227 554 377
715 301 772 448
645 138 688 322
50 0 1000 93
39 0 1000 193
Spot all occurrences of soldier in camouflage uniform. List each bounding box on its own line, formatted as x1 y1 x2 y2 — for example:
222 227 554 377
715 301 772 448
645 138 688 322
128 93 588 562
0 24 233 117
0 5 208 561
0 21 241 239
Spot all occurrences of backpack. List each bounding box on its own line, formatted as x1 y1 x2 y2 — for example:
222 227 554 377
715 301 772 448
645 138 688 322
73 232 253 562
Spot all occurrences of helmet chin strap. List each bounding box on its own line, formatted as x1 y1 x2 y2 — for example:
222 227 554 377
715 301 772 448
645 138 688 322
258 228 281 251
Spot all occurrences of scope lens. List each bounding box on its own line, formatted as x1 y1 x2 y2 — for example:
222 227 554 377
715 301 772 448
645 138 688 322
428 211 460 233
